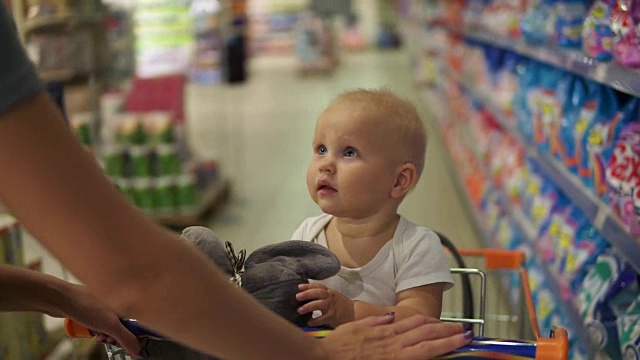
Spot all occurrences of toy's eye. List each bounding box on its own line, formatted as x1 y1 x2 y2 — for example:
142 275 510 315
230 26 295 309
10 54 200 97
317 145 327 155
343 147 358 157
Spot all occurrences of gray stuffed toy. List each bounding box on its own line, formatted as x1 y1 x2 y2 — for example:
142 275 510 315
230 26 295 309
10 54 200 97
142 226 340 359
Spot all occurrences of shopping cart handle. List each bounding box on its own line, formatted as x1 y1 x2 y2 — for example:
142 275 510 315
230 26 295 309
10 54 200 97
65 318 164 340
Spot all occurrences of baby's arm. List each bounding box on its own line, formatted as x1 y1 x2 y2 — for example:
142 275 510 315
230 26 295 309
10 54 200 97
297 282 446 327
354 283 446 320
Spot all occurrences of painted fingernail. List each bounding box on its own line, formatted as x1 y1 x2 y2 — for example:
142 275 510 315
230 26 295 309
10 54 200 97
464 330 474 339
385 312 395 318
463 322 473 331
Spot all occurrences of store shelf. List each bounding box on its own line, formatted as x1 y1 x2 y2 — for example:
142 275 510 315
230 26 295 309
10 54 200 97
443 25 640 99
39 69 77 83
497 191 598 354
456 75 640 275
24 13 104 33
419 89 493 248
152 178 231 228
423 86 593 351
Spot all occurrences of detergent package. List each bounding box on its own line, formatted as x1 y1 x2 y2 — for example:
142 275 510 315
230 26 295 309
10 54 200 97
558 207 610 292
556 76 589 165
536 198 571 270
605 122 640 232
522 171 561 232
617 294 640 359
579 250 639 359
555 0 588 48
529 65 565 153
521 0 557 45
580 85 619 189
549 72 580 159
582 0 616 61
587 95 639 196
611 0 640 67
513 60 538 143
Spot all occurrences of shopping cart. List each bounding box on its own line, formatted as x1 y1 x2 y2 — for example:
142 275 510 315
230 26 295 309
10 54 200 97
64 237 568 359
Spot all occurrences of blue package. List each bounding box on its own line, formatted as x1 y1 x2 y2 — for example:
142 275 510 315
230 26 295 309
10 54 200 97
558 77 589 170
550 72 580 159
555 0 588 48
521 0 558 45
514 60 538 143
587 96 639 197
579 84 619 189
530 65 564 153
582 0 616 61
579 250 639 358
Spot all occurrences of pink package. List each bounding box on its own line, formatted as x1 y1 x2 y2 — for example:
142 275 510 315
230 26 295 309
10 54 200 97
612 0 640 67
606 124 640 232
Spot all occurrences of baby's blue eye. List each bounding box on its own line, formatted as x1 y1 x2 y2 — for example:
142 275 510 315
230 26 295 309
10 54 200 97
317 145 327 155
344 147 358 157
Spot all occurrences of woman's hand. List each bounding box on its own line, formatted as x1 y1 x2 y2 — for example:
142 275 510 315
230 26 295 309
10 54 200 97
322 313 472 360
296 283 355 327
63 284 142 357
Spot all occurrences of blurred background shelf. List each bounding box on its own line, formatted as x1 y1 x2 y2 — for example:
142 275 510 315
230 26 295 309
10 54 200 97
152 178 231 229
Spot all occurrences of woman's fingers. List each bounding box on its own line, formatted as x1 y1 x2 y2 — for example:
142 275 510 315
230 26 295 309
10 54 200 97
392 316 464 339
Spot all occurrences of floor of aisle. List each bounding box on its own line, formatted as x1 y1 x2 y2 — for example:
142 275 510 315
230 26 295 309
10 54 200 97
187 48 482 253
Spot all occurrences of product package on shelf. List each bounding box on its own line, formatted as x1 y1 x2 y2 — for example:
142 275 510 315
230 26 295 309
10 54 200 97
101 110 202 216
578 249 640 359
99 82 225 224
406 1 640 358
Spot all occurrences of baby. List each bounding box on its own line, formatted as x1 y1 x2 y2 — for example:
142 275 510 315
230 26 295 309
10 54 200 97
292 88 453 328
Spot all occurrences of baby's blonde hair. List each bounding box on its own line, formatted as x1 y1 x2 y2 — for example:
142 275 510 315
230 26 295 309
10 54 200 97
331 88 428 180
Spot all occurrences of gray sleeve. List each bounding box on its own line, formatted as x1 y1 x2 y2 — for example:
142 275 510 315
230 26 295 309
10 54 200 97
0 3 43 115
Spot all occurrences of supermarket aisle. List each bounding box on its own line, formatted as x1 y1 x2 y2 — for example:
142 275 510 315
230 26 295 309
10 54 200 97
186 48 483 253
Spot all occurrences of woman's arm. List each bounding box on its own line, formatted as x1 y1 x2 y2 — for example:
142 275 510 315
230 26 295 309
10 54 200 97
0 93 328 360
0 93 471 359
0 264 141 356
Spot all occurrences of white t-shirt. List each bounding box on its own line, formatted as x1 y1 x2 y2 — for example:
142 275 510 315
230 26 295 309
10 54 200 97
291 214 454 307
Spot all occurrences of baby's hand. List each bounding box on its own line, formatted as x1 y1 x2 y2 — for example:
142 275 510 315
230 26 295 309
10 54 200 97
296 283 354 328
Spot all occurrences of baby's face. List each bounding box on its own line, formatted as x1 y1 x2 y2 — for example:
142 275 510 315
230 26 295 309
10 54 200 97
306 101 405 218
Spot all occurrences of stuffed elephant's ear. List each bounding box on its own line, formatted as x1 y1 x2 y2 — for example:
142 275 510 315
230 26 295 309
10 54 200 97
180 226 234 276
245 240 340 280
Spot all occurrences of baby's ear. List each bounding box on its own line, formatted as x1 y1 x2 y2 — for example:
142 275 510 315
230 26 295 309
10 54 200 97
245 240 340 280
180 226 234 275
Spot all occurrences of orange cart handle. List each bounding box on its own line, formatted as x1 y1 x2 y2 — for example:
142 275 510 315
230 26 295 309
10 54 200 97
536 328 569 360
64 318 94 338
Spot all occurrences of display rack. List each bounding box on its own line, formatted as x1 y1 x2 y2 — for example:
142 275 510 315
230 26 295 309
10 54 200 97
446 25 640 100
457 75 640 276
422 87 594 354
152 178 231 228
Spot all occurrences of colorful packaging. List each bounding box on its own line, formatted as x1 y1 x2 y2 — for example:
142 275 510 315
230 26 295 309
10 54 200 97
578 250 639 359
529 65 565 153
514 60 539 143
576 83 618 189
555 0 588 48
557 76 589 166
521 0 557 45
587 96 639 196
605 122 640 229
582 0 616 61
549 72 579 159
617 295 640 359
611 0 640 67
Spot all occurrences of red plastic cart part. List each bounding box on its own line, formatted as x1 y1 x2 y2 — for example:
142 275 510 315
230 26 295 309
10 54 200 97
64 318 93 338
